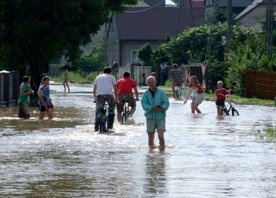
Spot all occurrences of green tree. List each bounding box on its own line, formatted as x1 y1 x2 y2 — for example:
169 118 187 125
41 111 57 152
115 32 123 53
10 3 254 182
156 22 272 93
73 38 106 73
138 43 153 66
151 46 169 71
0 0 138 91
226 32 276 96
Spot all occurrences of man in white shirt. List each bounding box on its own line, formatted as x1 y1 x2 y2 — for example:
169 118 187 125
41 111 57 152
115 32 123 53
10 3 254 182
93 67 117 131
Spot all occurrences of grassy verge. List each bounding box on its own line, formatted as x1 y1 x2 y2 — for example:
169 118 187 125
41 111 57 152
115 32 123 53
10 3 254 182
253 126 276 142
51 71 97 84
204 92 275 106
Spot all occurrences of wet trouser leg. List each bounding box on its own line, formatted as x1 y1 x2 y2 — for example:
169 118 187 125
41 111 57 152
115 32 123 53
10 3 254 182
95 95 106 130
107 96 115 129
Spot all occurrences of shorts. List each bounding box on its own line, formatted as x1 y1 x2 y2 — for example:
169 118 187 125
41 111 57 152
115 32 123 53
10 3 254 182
216 100 225 107
193 93 204 105
117 94 136 112
38 102 54 112
146 119 166 133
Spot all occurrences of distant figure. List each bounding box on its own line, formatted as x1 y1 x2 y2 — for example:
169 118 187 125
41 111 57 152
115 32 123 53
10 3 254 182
38 76 54 120
184 75 204 114
112 62 119 70
63 71 70 92
215 80 230 116
160 62 170 85
93 67 117 131
150 72 159 86
18 76 34 119
141 76 170 150
169 64 184 98
116 71 139 122
111 62 119 79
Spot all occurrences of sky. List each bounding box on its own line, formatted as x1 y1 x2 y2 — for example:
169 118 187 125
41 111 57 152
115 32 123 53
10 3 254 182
166 0 176 5
166 0 204 5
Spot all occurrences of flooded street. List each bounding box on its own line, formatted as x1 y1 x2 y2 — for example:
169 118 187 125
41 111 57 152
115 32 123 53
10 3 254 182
0 84 275 197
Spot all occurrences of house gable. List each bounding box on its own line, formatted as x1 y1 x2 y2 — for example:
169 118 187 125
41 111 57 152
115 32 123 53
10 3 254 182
144 0 166 7
115 7 205 41
235 0 276 29
107 6 205 66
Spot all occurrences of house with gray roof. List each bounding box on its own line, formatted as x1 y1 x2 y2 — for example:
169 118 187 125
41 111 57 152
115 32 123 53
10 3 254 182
205 0 254 22
142 0 166 7
235 0 276 29
106 6 205 66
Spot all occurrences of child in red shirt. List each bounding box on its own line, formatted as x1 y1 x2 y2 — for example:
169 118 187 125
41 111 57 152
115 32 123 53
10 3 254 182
215 80 230 116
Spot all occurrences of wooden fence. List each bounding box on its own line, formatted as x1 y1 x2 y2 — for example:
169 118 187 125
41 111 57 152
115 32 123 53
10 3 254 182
245 70 276 100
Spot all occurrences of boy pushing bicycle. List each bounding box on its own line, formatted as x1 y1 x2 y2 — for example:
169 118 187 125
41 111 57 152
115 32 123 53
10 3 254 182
215 80 230 116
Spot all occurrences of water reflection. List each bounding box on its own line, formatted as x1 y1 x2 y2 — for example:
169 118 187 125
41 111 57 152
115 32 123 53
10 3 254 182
144 151 167 196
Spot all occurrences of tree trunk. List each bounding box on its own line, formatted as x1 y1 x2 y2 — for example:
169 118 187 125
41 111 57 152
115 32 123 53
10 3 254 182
28 56 49 106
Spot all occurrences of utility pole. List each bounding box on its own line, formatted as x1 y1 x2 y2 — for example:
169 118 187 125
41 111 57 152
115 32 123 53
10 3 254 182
226 0 232 60
204 0 218 65
265 0 273 59
176 0 183 34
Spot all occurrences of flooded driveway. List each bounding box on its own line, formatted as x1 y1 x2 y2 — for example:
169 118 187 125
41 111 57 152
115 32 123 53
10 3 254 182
0 84 275 197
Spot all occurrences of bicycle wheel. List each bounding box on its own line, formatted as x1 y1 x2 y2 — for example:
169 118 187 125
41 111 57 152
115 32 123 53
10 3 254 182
223 106 230 116
175 86 179 99
121 112 127 124
231 108 239 116
99 120 107 132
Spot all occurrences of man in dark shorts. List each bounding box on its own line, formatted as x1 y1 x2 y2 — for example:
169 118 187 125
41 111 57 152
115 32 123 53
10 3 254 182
116 71 139 122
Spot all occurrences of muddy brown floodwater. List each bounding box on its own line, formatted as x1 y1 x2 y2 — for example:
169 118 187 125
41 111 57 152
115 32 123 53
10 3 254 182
0 83 275 197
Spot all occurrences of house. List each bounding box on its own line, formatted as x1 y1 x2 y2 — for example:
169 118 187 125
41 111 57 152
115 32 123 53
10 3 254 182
204 0 254 22
105 5 205 67
235 0 276 29
137 0 166 7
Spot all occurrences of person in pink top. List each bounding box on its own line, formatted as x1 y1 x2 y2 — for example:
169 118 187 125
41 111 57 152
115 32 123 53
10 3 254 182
215 80 230 116
116 71 139 122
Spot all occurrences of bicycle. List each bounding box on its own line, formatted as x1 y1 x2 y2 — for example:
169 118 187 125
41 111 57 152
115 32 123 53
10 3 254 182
223 101 239 116
121 101 131 124
95 102 109 132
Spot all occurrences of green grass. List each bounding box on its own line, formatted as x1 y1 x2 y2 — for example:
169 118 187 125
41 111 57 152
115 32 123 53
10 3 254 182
253 126 276 142
159 83 275 106
204 92 275 106
51 71 97 84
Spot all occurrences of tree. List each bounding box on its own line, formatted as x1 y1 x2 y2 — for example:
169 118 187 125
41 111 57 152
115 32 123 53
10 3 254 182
0 0 138 92
138 43 153 66
73 38 106 73
154 22 272 92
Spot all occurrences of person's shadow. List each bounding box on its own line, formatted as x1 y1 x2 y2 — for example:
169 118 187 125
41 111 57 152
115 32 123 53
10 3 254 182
143 150 167 195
